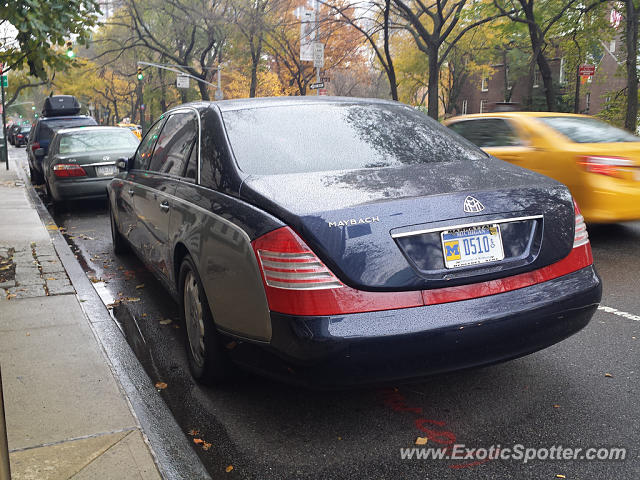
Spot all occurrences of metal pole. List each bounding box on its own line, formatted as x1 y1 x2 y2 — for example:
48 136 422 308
0 366 12 479
1 78 8 171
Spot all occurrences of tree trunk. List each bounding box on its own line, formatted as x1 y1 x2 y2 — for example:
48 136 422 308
249 37 263 98
196 78 210 101
625 0 638 132
574 64 581 114
383 0 398 101
537 52 555 111
427 45 439 119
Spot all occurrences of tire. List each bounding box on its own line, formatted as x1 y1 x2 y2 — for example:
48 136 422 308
179 254 233 384
29 164 44 185
109 201 129 254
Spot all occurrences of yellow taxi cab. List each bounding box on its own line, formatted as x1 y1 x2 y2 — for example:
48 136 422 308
117 123 142 140
444 112 640 223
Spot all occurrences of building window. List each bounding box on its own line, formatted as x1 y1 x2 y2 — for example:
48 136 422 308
462 99 468 115
481 70 489 92
480 99 488 113
586 93 591 111
533 69 540 88
610 40 616 53
559 58 566 84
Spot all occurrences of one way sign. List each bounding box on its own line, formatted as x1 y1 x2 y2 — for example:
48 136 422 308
309 82 324 90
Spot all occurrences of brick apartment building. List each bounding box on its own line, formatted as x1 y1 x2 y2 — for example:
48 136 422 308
453 12 627 118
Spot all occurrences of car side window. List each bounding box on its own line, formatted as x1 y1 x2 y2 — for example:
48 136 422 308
184 140 198 180
147 112 198 176
452 119 521 148
132 119 165 170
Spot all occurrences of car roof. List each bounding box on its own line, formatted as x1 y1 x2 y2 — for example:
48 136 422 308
174 96 401 113
445 112 594 122
55 126 129 135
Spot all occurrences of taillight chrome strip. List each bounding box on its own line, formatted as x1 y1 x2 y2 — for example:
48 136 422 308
574 213 589 247
260 259 323 270
265 279 343 290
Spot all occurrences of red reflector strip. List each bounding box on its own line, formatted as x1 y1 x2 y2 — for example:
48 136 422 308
422 243 593 306
264 244 593 316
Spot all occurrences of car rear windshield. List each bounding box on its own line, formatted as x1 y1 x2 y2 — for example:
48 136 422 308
39 117 97 142
538 116 639 143
59 129 139 154
222 103 485 175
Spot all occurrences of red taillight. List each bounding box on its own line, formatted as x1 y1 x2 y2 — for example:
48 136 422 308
252 227 423 316
31 142 40 152
17 134 23 139
53 164 87 178
577 155 633 178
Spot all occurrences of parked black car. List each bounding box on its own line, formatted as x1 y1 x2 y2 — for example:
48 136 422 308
108 97 601 387
43 126 139 204
27 95 97 184
7 124 21 146
14 125 31 147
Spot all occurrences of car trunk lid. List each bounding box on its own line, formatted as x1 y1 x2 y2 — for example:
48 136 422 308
240 159 575 291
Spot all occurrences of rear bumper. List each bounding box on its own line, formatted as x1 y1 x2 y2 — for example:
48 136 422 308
230 266 601 387
50 177 111 200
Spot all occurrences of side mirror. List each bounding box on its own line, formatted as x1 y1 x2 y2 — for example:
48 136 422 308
116 157 129 171
35 148 45 158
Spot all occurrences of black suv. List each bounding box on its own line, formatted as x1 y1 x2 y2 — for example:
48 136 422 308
27 96 97 184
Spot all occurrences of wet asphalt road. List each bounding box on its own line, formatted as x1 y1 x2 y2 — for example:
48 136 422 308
11 146 639 479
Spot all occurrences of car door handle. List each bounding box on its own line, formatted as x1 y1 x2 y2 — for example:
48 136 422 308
159 201 170 212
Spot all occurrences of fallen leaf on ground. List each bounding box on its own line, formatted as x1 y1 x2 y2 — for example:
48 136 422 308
203 442 212 450
124 297 141 302
193 438 204 444
155 382 168 390
188 429 199 436
556 475 566 479
226 466 233 473
415 437 428 445
135 284 145 289
160 319 172 325
89 276 101 283
0 265 11 271
604 373 613 378
142 313 147 317
553 404 560 408
26 332 30 336
46 225 59 230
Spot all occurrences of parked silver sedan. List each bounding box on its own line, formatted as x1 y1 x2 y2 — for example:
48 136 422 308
43 126 139 204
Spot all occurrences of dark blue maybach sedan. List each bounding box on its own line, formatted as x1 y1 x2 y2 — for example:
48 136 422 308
108 97 602 386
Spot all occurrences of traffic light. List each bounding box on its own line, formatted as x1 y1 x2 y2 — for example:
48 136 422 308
137 66 144 81
31 105 35 110
66 41 75 59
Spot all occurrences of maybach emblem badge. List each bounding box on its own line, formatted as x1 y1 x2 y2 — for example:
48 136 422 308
463 196 485 213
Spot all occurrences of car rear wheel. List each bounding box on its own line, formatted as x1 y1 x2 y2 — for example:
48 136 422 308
109 202 129 254
179 255 233 384
29 164 44 185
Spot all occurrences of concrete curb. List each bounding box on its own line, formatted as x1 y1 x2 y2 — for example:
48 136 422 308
13 156 211 479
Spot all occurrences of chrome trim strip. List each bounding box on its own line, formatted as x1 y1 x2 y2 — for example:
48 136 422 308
82 161 116 167
391 215 544 239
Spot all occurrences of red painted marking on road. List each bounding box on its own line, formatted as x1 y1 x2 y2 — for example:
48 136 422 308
379 388 497 469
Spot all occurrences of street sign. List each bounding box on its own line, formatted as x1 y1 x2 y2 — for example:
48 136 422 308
0 77 6 88
313 42 324 68
176 74 190 89
309 82 324 90
318 88 328 96
579 64 596 76
321 77 330 83
140 104 145 110
299 10 316 61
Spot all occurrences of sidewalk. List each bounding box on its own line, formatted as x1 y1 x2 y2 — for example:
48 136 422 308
0 163 161 478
